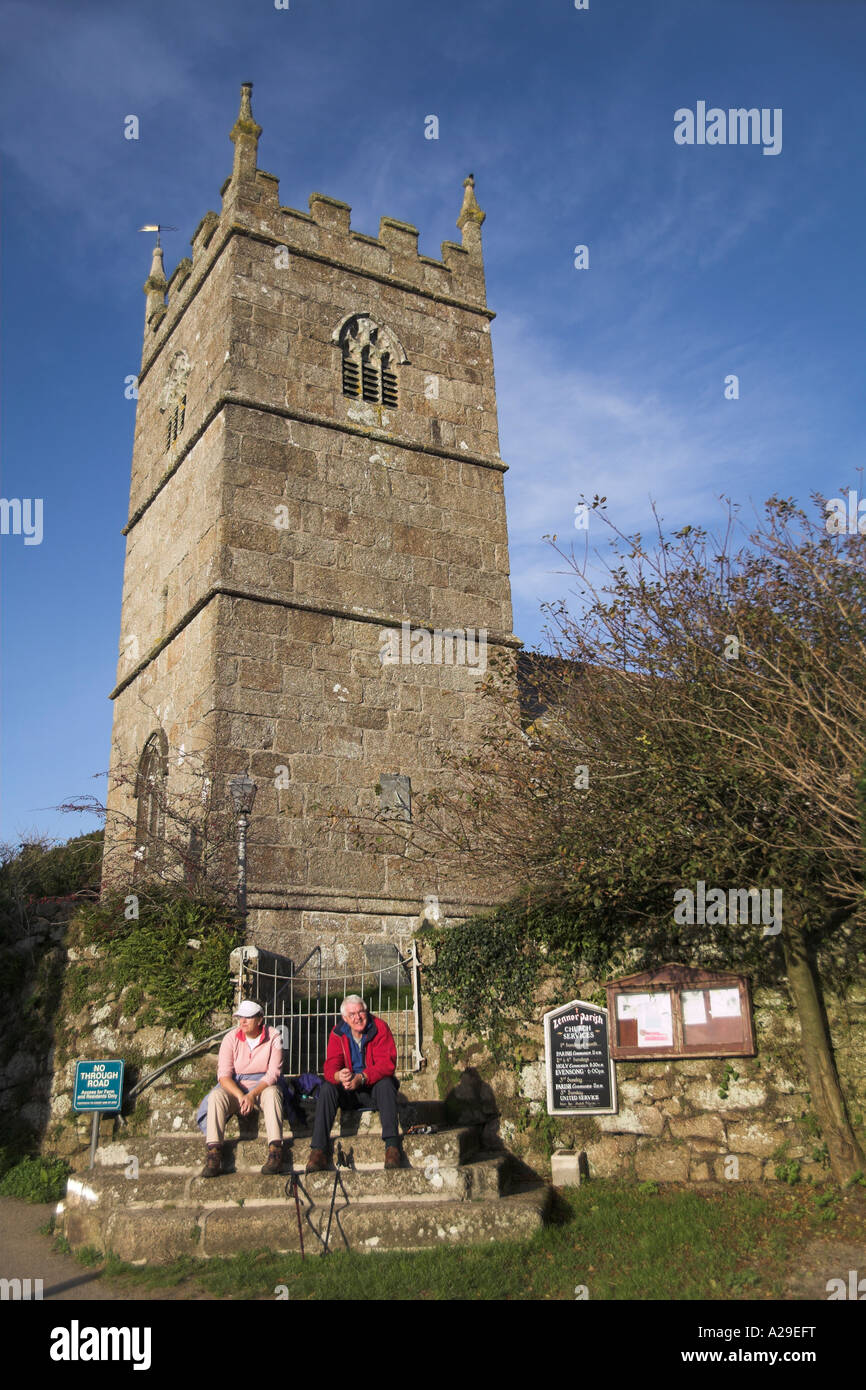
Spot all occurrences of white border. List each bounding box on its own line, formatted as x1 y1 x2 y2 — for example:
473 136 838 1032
72 1058 125 1113
543 998 617 1116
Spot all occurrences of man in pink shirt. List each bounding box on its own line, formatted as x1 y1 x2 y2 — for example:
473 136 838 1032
202 1000 284 1177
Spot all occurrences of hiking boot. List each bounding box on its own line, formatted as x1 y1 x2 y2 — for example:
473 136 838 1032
306 1147 329 1172
201 1143 223 1178
384 1145 402 1170
260 1141 283 1175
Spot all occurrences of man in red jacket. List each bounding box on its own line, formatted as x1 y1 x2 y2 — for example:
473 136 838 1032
306 995 401 1171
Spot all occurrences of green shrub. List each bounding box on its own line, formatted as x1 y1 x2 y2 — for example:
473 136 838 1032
65 964 90 1014
422 897 617 1059
0 831 103 907
812 1191 838 1221
73 884 244 1038
0 1155 70 1203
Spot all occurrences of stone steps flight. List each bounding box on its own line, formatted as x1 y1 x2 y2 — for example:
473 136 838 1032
58 1117 550 1259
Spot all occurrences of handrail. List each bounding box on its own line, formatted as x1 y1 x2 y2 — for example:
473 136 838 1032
293 945 322 1000
122 1030 226 1109
293 944 321 977
410 940 424 1071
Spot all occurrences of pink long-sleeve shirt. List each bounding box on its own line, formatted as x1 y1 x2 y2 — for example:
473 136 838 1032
217 1024 282 1090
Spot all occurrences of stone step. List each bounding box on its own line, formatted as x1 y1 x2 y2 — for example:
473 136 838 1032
60 1185 550 1261
67 1154 506 1208
93 1125 479 1173
137 1096 449 1136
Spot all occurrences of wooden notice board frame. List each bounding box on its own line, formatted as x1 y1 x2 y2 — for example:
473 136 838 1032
605 963 756 1060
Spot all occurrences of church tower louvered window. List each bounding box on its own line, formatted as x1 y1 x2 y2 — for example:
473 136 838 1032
159 349 191 452
334 314 406 409
165 394 186 449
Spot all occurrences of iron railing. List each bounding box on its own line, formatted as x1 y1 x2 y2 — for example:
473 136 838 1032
233 941 423 1079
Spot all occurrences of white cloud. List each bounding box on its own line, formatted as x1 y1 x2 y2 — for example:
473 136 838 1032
492 313 820 643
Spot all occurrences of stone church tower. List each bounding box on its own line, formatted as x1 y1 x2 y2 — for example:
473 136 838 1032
104 85 518 961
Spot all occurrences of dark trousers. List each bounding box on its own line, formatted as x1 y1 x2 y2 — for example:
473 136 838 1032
311 1078 400 1150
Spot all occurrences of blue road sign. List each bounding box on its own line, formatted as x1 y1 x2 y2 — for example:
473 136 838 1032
73 1060 125 1112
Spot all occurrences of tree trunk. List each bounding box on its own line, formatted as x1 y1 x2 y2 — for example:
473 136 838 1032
782 918 866 1183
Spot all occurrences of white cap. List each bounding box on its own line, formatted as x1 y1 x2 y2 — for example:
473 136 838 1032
233 1000 263 1017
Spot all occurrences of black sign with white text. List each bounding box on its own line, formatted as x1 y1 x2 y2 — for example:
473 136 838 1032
543 1000 616 1115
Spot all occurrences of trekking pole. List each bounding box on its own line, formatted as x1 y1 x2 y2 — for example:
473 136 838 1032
321 1141 348 1257
291 1174 305 1260
284 1172 307 1260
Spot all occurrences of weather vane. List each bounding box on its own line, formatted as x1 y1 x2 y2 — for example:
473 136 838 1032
138 223 177 248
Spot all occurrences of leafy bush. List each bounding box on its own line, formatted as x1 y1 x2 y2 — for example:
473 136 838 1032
0 832 103 907
73 884 244 1037
718 1063 740 1099
422 897 617 1058
812 1191 839 1222
0 1155 70 1203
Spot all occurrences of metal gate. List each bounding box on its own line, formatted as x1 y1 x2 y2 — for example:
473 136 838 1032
233 941 423 1079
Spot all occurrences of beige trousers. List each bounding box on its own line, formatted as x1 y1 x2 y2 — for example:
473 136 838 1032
206 1084 284 1144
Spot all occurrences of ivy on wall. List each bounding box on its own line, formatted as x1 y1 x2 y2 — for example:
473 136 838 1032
72 885 245 1038
420 898 620 1060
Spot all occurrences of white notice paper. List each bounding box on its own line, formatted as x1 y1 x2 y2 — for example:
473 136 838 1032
709 987 741 1018
637 992 673 1047
682 990 707 1026
617 994 643 1019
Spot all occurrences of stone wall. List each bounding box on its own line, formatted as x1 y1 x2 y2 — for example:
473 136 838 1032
17 894 865 1180
0 897 71 1149
429 974 866 1185
45 934 228 1166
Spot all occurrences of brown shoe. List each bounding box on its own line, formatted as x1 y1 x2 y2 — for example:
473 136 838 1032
306 1147 328 1173
384 1145 402 1170
201 1143 223 1178
260 1141 283 1175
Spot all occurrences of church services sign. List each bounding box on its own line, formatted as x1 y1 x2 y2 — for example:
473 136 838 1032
543 1000 616 1116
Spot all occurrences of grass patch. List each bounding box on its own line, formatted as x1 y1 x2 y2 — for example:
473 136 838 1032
84 1182 866 1301
75 1246 105 1267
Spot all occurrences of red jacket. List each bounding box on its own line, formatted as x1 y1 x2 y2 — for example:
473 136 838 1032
323 1015 397 1087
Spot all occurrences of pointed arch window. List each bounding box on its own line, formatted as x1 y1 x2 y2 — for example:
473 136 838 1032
134 730 168 879
159 350 191 452
333 314 406 409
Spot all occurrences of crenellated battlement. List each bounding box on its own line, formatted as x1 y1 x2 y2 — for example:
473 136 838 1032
142 84 489 369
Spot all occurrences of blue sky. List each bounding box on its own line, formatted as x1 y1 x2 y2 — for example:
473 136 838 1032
1 0 863 846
